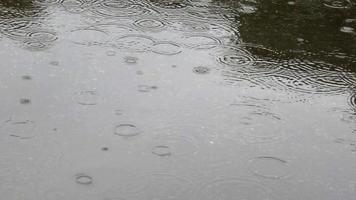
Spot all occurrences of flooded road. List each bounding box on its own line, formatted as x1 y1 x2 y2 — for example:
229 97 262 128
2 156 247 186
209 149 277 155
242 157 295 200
0 0 355 199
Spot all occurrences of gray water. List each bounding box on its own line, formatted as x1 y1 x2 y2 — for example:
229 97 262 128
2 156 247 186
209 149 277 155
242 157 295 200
0 0 356 199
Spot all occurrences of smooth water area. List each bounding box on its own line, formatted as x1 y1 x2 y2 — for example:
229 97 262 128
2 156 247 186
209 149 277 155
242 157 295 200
0 0 355 199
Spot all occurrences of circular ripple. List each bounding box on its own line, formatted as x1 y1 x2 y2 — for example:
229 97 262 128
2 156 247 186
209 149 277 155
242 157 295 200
113 34 155 52
68 28 108 46
124 56 139 64
27 31 58 42
34 0 62 5
75 173 93 185
182 34 222 48
0 18 46 40
184 7 228 21
169 19 238 37
22 41 49 51
152 145 172 157
197 179 274 200
149 0 190 9
151 41 182 55
133 18 166 30
269 66 355 94
91 1 153 18
322 0 352 9
114 124 141 137
3 118 36 139
215 45 282 75
248 156 291 179
88 23 137 35
61 0 91 13
74 90 99 105
348 93 356 110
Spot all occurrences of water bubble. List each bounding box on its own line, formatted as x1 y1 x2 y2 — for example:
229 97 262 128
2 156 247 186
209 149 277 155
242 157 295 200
102 147 109 151
151 42 182 55
197 179 274 200
75 173 93 185
74 90 99 105
249 156 291 179
20 98 31 105
340 26 355 34
296 38 305 43
152 145 172 157
114 124 141 137
192 66 210 74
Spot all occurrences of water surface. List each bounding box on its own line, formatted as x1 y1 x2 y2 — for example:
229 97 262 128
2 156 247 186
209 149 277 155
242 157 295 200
0 0 356 199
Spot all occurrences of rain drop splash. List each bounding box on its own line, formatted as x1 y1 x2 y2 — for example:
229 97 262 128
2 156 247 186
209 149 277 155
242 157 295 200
193 66 210 74
74 90 99 105
20 98 31 105
114 124 141 137
124 56 138 64
21 75 32 80
75 173 93 185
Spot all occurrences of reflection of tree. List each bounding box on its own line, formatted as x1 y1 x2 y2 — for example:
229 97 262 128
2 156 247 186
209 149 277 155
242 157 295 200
0 0 41 18
216 0 356 71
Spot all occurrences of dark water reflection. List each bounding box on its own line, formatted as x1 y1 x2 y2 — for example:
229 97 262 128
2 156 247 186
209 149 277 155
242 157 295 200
0 0 356 200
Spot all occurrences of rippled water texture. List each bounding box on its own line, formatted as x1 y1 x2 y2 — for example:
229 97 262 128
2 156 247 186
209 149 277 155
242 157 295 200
0 0 356 199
